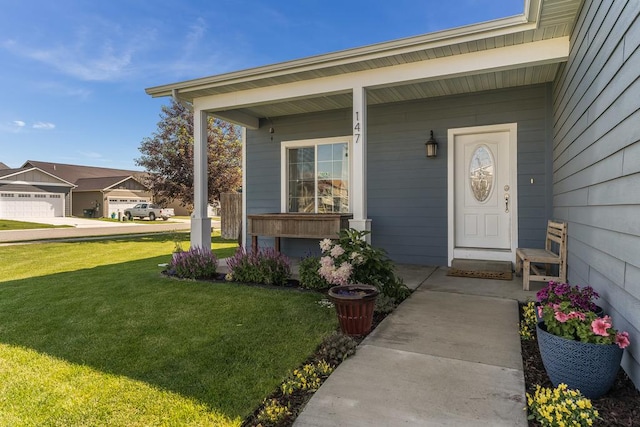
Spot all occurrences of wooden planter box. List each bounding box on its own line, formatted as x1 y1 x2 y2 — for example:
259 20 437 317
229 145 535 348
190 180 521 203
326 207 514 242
247 213 352 252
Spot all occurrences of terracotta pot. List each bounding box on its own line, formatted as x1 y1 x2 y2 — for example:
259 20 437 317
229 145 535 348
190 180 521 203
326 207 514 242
328 284 379 336
536 322 623 399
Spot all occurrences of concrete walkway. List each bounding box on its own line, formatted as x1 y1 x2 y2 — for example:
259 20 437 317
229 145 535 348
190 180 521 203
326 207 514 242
295 266 541 426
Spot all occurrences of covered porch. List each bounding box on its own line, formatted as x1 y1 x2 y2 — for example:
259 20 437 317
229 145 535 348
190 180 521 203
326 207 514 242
145 0 581 265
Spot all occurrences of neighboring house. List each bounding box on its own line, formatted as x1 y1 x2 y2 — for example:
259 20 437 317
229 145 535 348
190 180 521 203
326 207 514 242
0 162 10 170
72 175 151 218
146 0 640 388
0 167 75 218
22 161 152 218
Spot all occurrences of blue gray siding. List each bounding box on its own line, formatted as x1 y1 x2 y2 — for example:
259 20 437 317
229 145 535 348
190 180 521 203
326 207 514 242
368 84 553 265
246 84 552 264
552 0 640 387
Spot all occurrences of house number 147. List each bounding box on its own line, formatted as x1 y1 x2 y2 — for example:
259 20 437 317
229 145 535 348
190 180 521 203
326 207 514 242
354 111 361 143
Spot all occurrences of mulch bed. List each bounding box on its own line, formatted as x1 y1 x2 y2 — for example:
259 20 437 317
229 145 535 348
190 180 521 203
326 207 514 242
520 304 640 426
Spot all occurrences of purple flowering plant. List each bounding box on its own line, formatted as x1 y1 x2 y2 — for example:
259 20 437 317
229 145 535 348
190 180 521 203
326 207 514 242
170 246 218 279
226 247 291 286
536 281 600 312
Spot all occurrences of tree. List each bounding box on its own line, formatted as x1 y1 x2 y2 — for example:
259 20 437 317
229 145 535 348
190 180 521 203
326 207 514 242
136 100 242 209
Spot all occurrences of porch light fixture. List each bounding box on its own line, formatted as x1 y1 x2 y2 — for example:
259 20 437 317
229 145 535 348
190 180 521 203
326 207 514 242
425 130 438 158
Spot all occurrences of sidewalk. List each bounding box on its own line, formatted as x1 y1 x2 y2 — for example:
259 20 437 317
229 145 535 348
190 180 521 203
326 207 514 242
294 267 532 426
0 218 212 244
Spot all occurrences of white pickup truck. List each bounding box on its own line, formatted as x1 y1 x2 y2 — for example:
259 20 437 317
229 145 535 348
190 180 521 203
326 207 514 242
124 203 175 221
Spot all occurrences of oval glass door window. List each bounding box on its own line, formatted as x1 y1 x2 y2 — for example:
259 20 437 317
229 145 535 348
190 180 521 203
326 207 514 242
469 145 494 202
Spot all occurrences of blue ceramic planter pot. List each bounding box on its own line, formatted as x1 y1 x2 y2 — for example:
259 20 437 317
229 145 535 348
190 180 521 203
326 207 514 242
536 322 623 399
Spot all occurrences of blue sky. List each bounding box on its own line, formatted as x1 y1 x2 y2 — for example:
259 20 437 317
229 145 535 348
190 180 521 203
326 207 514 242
0 0 524 170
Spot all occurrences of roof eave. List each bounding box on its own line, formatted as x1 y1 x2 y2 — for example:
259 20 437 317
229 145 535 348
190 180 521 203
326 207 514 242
145 11 538 99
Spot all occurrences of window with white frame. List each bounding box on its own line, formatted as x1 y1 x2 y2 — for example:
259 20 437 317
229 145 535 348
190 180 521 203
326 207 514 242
282 137 351 213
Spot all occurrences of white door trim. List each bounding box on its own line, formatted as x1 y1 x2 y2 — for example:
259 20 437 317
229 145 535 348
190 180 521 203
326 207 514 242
447 123 518 266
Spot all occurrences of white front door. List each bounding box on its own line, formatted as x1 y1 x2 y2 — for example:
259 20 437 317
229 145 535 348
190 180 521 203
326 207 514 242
448 123 518 264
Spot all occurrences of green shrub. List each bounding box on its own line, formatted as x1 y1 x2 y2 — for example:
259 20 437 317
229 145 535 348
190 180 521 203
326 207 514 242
298 256 331 290
169 246 218 279
316 332 358 366
318 228 411 303
374 294 398 315
226 247 292 286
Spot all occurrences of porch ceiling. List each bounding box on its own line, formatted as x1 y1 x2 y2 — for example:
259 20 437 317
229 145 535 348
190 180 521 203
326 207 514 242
229 63 561 118
146 0 581 124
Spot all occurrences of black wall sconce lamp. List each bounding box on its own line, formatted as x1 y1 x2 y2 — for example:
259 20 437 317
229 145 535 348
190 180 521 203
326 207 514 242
425 130 438 158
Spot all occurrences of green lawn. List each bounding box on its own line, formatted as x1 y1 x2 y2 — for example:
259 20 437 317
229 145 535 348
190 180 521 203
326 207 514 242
0 219 70 230
0 234 337 426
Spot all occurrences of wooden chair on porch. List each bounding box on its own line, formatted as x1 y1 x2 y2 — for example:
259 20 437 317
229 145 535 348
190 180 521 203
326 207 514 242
515 220 567 291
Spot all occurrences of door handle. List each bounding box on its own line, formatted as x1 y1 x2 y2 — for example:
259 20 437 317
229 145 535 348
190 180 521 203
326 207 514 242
504 194 510 213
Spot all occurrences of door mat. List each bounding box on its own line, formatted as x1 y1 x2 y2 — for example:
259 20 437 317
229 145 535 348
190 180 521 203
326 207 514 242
446 268 513 281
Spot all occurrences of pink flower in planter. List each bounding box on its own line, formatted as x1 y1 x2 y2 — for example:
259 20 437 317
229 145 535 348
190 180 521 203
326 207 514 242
320 256 334 267
537 305 544 318
615 331 630 349
320 238 333 252
333 262 353 285
554 311 570 323
591 316 612 337
330 244 345 258
567 311 586 321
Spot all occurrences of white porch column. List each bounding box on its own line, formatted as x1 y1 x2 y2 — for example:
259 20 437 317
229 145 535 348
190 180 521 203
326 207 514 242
191 109 212 250
349 86 372 237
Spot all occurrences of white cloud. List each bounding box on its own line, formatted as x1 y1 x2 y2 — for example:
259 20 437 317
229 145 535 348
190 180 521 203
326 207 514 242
1 20 157 82
0 120 55 132
183 18 206 59
34 81 92 100
0 120 26 133
77 151 103 159
33 122 55 130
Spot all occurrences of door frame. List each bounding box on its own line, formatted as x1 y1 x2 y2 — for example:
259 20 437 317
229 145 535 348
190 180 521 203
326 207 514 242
447 123 518 266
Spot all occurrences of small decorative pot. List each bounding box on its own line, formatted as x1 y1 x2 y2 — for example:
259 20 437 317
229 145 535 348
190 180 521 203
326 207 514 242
536 322 623 399
328 284 379 336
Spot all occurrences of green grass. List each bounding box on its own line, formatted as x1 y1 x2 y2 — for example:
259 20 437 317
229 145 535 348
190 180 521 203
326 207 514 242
0 233 337 426
0 219 70 230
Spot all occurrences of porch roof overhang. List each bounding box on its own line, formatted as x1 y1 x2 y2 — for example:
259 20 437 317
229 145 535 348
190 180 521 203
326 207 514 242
145 0 581 129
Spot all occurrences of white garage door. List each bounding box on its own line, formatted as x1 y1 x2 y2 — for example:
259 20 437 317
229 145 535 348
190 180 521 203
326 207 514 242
0 192 64 218
107 198 150 216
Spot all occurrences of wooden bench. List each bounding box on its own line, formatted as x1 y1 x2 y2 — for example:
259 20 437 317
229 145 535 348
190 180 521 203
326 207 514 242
515 220 567 291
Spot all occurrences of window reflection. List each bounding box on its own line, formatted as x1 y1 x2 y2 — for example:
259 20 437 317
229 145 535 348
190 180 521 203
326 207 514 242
287 142 349 213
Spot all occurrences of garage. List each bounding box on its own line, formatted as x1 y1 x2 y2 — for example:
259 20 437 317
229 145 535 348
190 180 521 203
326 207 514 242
0 192 64 218
107 198 150 216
